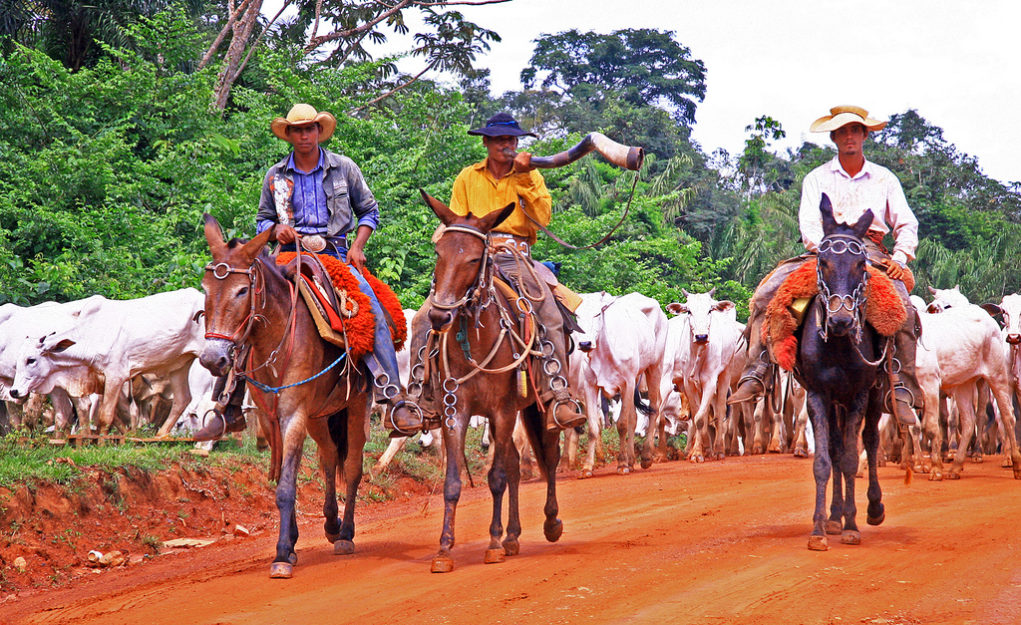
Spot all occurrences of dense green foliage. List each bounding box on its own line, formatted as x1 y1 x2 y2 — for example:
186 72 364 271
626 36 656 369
1 16 1019 315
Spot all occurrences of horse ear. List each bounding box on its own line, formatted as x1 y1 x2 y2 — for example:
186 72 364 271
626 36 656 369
819 193 836 234
240 227 275 262
851 209 874 238
203 214 227 257
420 189 459 226
477 202 517 233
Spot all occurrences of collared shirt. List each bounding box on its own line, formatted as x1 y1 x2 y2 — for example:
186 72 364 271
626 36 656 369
256 148 379 240
799 156 918 263
448 158 552 245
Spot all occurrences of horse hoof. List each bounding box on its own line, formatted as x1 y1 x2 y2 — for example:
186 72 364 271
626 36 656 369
325 531 341 544
502 539 519 556
807 535 828 551
483 548 505 564
841 530 861 545
617 466 631 475
544 518 564 542
288 552 298 566
867 511 886 526
269 562 293 579
430 556 454 573
824 520 842 535
578 469 593 479
333 539 355 555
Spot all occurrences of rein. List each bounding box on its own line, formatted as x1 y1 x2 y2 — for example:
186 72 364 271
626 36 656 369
520 171 640 250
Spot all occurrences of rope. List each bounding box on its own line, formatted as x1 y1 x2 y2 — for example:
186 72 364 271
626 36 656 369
243 352 347 394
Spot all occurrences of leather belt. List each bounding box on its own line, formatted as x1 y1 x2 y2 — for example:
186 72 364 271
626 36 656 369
490 233 531 256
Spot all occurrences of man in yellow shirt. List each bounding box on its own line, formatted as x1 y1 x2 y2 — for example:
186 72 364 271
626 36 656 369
390 113 586 434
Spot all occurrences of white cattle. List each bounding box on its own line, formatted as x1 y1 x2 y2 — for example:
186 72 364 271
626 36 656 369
666 288 746 463
9 289 205 436
914 292 1021 479
563 335 606 478
575 291 667 474
979 293 1021 455
0 297 104 431
926 285 970 313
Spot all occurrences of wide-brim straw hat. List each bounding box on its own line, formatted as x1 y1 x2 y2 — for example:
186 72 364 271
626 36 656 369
271 103 337 142
467 112 537 137
810 105 887 133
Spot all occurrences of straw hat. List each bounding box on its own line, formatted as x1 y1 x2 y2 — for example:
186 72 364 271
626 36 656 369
810 105 887 133
270 104 337 142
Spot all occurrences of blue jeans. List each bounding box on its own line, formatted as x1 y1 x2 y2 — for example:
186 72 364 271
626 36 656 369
282 243 401 398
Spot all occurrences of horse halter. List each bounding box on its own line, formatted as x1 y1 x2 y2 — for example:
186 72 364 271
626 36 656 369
428 224 493 312
203 259 266 346
815 233 870 343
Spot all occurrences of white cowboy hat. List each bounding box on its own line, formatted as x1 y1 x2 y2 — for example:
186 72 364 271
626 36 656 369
270 103 337 142
810 105 887 133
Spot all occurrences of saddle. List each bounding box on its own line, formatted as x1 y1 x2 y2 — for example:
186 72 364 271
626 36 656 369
277 252 406 359
763 259 908 371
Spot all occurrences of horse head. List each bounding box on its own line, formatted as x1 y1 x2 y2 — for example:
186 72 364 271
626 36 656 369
199 214 274 375
420 190 515 331
816 194 873 339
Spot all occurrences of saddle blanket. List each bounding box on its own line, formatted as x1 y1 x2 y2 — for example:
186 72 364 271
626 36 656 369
763 259 907 371
276 252 406 359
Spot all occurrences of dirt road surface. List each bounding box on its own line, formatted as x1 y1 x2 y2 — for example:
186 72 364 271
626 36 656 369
6 455 1021 625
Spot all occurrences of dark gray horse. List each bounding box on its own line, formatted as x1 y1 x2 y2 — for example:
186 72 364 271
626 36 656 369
797 194 887 551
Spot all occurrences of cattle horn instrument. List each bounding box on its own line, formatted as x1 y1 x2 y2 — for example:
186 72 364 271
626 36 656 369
527 132 644 171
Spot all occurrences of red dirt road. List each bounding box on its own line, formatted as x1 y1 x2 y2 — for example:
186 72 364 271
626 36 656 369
7 455 1021 625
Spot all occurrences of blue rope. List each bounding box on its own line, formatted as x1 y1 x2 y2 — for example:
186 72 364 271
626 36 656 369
242 352 347 394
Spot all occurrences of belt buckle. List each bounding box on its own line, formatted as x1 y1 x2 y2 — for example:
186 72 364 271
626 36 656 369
300 235 327 253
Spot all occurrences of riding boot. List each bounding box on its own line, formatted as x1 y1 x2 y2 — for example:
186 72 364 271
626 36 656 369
886 324 923 427
193 374 247 441
729 352 771 405
384 306 437 436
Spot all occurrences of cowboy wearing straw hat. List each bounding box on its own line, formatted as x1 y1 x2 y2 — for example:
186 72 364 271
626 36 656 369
728 105 923 426
390 112 587 434
194 103 409 440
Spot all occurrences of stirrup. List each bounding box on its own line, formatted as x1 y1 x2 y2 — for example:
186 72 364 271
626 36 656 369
884 386 918 426
549 398 585 430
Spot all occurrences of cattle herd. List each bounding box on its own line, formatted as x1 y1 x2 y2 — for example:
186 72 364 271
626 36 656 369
2 284 1020 482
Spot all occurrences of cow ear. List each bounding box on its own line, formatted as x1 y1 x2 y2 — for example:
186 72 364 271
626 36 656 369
667 302 688 315
420 189 459 226
46 338 76 353
980 303 1003 318
714 300 736 312
203 214 227 257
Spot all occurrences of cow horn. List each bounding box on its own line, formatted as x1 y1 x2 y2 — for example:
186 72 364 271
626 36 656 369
708 287 716 297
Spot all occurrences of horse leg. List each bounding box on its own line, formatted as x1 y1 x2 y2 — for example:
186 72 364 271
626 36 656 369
432 418 466 573
270 420 306 578
839 396 869 545
313 418 341 546
863 393 885 526
826 408 844 536
807 393 832 551
486 413 514 563
334 401 366 555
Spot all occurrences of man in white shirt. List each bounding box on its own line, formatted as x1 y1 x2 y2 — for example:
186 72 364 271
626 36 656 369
729 105 921 426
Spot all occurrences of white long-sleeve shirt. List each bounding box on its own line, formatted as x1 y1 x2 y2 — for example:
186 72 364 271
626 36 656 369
799 157 918 263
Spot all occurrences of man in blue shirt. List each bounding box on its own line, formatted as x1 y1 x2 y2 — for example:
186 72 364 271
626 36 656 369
195 103 415 440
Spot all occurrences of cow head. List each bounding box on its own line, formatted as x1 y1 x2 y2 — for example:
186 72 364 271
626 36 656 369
926 285 969 313
989 293 1021 345
667 288 735 346
9 331 101 399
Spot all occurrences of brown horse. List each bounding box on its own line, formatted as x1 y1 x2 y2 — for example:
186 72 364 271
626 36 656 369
199 215 369 578
411 191 565 573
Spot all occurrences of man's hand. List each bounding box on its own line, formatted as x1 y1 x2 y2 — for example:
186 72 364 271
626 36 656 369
512 151 534 174
347 245 367 275
273 224 297 245
882 258 907 281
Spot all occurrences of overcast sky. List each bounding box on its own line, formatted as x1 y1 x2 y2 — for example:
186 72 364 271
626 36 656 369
384 0 1020 185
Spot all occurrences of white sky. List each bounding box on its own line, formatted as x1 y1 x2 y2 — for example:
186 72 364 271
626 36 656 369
378 0 1021 185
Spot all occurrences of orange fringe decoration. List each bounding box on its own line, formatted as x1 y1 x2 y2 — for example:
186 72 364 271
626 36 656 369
275 252 404 358
763 259 909 371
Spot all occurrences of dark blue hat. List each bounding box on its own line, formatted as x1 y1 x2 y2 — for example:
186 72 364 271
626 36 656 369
467 112 537 138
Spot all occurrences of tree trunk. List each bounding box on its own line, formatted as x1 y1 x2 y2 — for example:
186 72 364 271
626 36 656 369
212 0 263 111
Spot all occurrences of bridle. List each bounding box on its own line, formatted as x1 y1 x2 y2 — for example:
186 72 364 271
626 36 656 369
815 233 889 366
203 259 268 346
428 225 494 314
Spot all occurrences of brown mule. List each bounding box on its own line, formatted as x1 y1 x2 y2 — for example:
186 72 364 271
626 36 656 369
199 215 370 578
413 191 566 573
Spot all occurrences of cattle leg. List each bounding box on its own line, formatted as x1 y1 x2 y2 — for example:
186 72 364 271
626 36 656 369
615 380 638 474
948 386 978 480
807 392 832 551
988 377 1021 478
269 420 306 578
639 364 663 468
580 385 602 478
432 417 467 573
98 379 127 434
371 435 409 478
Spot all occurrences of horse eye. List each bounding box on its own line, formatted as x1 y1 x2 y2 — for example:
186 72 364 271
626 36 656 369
236 287 249 298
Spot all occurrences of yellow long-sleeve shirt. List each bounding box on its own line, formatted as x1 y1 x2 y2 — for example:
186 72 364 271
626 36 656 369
448 158 552 245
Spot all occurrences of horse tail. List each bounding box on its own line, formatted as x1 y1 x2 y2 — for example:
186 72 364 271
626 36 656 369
520 404 551 483
327 408 349 462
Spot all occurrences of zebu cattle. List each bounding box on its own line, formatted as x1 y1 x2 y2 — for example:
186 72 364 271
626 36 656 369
575 291 667 473
913 291 1021 479
979 293 1021 453
564 330 606 478
666 289 745 463
9 289 205 436
1 297 104 432
926 285 970 313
